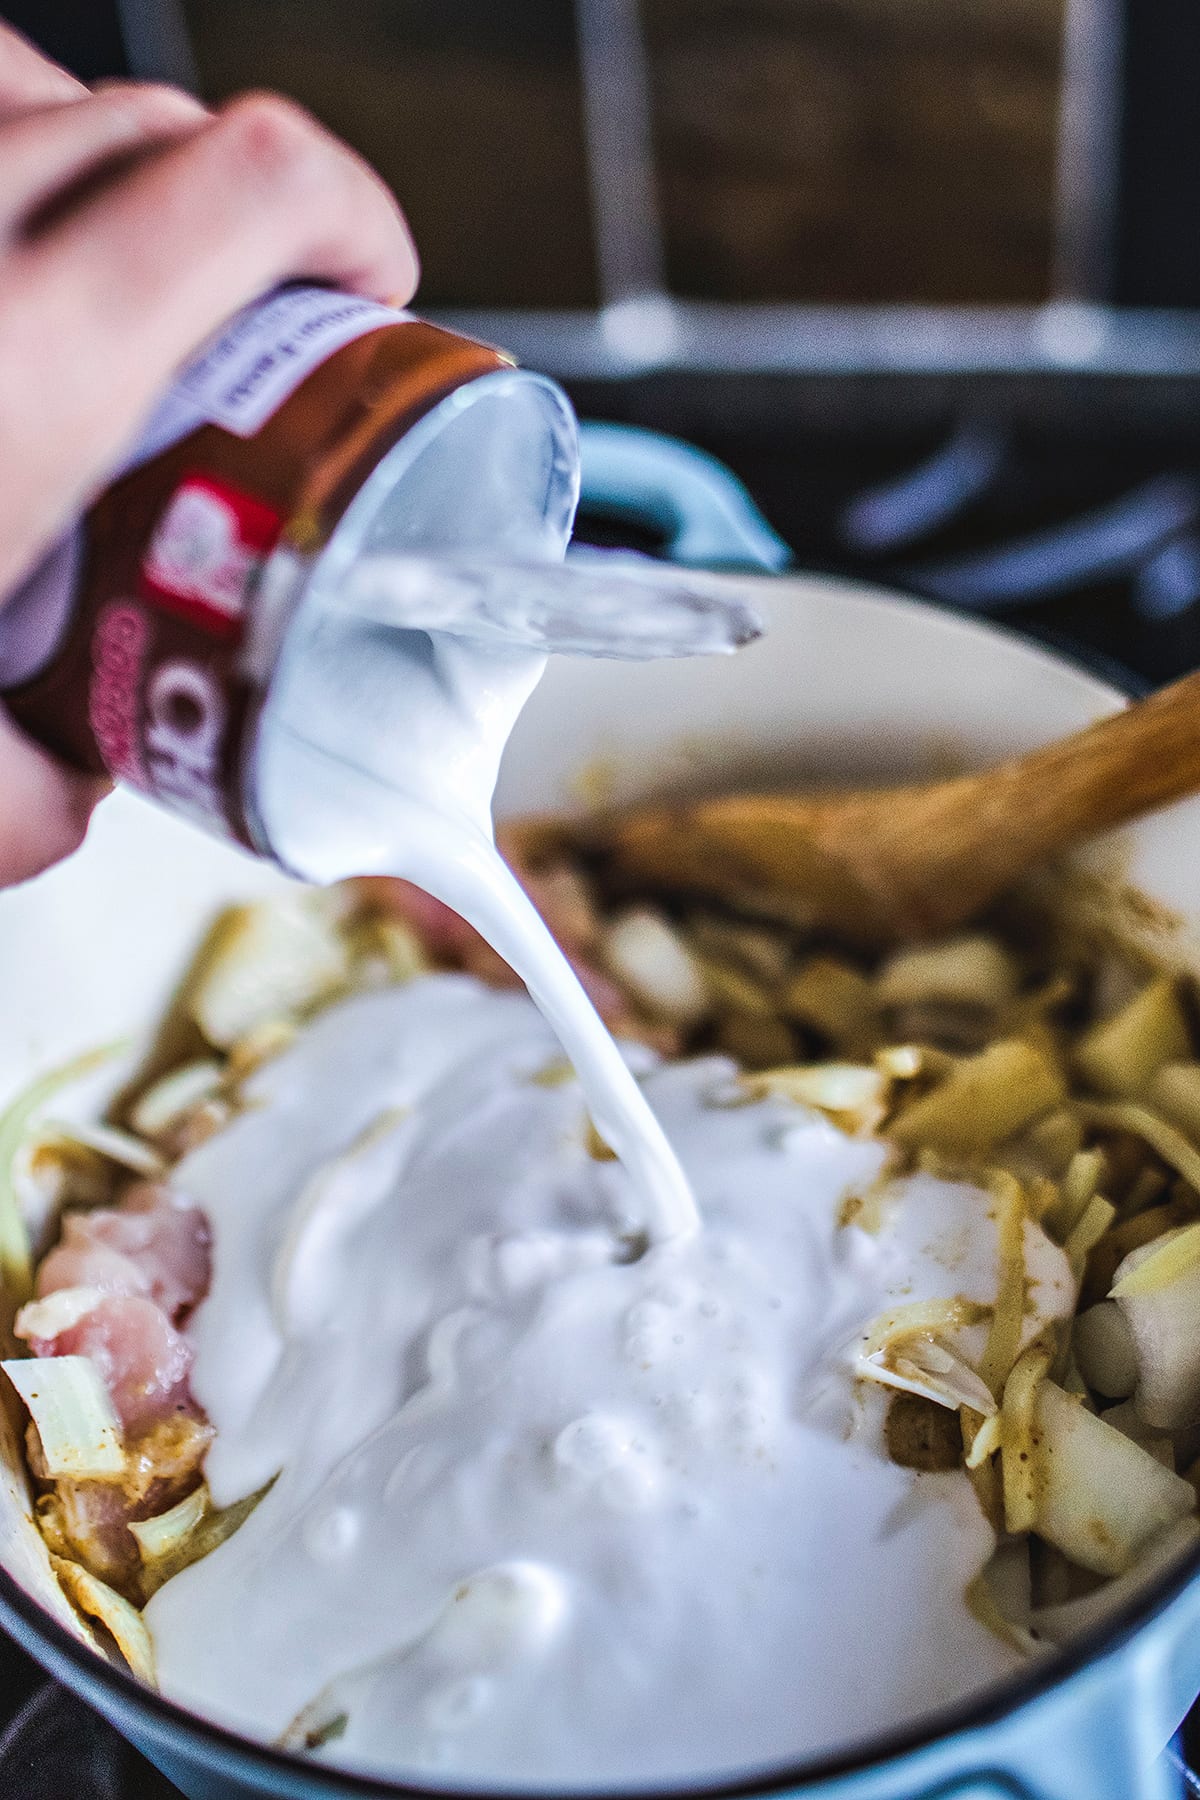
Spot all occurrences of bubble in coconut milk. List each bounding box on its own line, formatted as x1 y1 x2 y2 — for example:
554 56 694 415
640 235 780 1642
554 1413 634 1480
303 1505 361 1562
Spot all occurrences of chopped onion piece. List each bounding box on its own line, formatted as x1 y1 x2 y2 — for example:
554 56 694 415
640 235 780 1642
37 1120 163 1179
1148 1062 1200 1147
601 908 708 1027
1100 1401 1175 1468
1024 1110 1086 1178
1108 1235 1200 1430
964 1412 1002 1468
1045 1148 1106 1242
1063 1195 1116 1275
1074 977 1191 1100
1032 1381 1195 1577
1112 1224 1200 1299
856 1338 997 1416
966 1542 1041 1657
130 1062 224 1139
1028 1517 1200 1646
1079 1102 1200 1198
138 1478 275 1600
2 1355 123 1478
13 1286 105 1343
861 1297 989 1358
187 894 351 1049
744 1063 888 1134
1001 1339 1053 1533
876 935 1017 1010
130 1483 209 1563
891 1040 1065 1159
0 1047 118 1303
978 1172 1028 1397
51 1556 155 1684
1073 1302 1137 1400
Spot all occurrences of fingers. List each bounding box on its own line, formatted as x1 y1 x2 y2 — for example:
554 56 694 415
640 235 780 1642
40 91 419 337
0 85 208 237
0 708 106 885
0 92 417 572
0 22 85 117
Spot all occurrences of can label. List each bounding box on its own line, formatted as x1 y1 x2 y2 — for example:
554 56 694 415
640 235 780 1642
0 309 510 855
140 474 284 641
141 286 403 453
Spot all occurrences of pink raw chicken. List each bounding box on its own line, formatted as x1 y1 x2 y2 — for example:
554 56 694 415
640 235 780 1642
35 1183 210 1320
31 1184 210 1436
29 1295 194 1435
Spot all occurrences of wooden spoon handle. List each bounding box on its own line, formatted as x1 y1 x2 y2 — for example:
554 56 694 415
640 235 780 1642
976 665 1200 850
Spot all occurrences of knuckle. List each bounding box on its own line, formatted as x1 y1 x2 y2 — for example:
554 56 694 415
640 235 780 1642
120 81 208 125
87 80 208 138
216 91 331 191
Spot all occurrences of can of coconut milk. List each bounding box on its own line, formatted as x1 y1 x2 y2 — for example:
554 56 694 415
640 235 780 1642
0 285 579 854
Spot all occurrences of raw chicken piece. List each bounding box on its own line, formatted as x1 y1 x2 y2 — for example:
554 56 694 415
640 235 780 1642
30 1295 194 1435
33 1413 213 1593
36 1184 210 1322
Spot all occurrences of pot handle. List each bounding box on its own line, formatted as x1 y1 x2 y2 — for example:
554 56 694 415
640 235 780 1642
577 422 791 571
928 1752 1183 1800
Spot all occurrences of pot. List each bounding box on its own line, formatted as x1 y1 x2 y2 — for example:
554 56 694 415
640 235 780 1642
0 429 1198 1800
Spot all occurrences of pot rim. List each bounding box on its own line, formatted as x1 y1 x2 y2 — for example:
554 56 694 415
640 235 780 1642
0 591 1192 1799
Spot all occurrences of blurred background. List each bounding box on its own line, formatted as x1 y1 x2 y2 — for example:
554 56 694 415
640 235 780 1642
9 0 1200 689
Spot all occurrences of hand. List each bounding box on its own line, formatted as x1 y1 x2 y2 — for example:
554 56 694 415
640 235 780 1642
0 23 419 885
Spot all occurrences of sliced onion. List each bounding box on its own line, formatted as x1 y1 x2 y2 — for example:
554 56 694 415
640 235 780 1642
1099 1400 1175 1469
1028 1517 1200 1646
601 908 708 1027
891 1040 1066 1160
745 1063 888 1135
876 935 1017 1010
37 1120 163 1179
130 1483 209 1563
1001 1338 1053 1534
1032 1380 1195 1577
1074 976 1191 1100
1106 1233 1200 1431
1073 1302 1137 1400
130 1061 225 1139
1148 1062 1200 1146
50 1556 155 1684
187 894 351 1049
1 1355 123 1479
13 1286 105 1343
0 1047 118 1304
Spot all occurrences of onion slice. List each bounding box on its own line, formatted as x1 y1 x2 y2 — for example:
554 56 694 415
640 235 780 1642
1 1355 123 1479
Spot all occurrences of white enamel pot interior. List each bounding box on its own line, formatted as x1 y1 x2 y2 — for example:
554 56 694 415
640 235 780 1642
1 576 1200 1800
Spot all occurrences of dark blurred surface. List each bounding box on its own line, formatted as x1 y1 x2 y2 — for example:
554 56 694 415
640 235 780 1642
180 0 600 309
641 0 1063 303
0 1633 180 1797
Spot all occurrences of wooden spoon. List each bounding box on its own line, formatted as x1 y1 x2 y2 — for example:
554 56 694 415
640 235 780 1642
502 667 1200 945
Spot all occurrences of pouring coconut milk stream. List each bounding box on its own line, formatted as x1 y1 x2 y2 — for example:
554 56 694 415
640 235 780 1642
254 549 764 1242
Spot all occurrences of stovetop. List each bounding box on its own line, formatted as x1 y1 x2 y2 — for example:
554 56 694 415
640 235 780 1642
0 1632 178 1797
6 416 1200 1796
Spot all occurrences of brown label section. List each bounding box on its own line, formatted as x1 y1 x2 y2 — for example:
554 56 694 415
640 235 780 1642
4 319 508 850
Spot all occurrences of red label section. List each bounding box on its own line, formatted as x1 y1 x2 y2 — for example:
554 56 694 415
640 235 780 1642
139 473 283 641
88 603 148 786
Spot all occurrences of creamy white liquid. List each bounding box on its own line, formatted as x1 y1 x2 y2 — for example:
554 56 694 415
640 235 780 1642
254 620 697 1239
147 979 1075 1784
